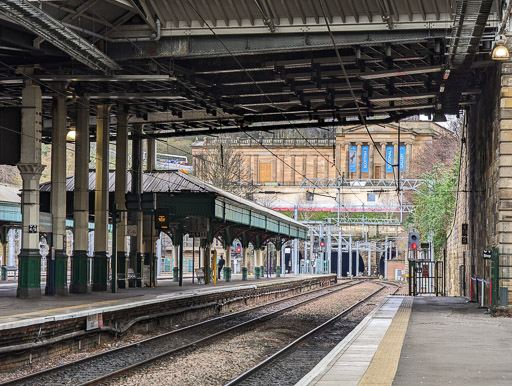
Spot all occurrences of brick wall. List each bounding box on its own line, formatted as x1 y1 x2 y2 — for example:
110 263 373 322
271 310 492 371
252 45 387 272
0 275 335 370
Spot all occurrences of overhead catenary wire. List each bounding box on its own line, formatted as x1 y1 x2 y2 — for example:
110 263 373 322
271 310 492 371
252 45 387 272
183 0 343 179
318 0 405 211
180 0 366 210
317 0 398 174
0 2 390 213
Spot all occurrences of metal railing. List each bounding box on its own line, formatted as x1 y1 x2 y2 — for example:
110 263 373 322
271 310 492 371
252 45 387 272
203 137 335 147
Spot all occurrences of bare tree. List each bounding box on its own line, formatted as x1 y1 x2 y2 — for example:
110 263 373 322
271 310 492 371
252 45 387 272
0 165 21 186
195 144 256 199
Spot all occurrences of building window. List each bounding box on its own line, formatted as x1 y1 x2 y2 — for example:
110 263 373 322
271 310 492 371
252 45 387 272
367 193 376 202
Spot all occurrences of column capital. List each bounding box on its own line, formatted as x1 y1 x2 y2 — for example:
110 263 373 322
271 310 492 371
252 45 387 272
356 142 363 146
17 163 45 176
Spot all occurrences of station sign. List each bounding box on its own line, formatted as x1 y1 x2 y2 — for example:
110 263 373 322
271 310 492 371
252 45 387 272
154 208 170 230
86 313 103 330
126 225 137 237
190 231 207 238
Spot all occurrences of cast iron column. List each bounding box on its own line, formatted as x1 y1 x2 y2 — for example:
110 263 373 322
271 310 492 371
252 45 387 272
115 106 129 288
173 244 179 281
17 80 45 298
92 104 110 291
224 245 232 282
70 97 90 293
49 92 68 295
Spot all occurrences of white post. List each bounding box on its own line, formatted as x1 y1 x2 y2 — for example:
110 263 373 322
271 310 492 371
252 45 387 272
309 227 314 273
319 223 324 273
327 219 332 274
8 229 15 267
293 238 299 275
384 236 388 279
367 243 371 276
355 241 360 277
281 245 285 276
337 231 342 278
156 238 162 276
304 241 308 274
348 235 353 277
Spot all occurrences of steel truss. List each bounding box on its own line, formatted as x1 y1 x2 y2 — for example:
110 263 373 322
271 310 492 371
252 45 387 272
300 178 424 192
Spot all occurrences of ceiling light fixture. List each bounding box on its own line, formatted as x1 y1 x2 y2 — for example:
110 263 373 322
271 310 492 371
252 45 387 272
491 34 510 60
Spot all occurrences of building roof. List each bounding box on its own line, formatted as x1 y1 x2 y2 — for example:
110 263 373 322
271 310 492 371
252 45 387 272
0 184 20 204
40 170 307 233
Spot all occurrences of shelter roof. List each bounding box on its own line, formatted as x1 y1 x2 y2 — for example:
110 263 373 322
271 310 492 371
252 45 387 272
39 170 307 233
0 185 20 204
0 0 497 138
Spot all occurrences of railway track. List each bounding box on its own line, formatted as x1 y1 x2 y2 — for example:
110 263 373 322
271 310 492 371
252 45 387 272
1 280 365 386
226 282 399 386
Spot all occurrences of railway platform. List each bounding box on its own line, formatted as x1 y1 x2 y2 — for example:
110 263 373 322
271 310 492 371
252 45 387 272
0 273 336 370
299 296 512 386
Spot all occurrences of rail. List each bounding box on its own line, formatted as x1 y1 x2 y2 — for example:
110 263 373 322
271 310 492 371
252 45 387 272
1 280 363 386
225 282 399 385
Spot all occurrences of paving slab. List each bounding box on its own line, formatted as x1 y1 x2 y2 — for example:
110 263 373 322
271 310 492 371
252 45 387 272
393 297 512 386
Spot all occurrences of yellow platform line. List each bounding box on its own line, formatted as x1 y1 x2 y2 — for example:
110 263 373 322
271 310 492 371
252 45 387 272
0 296 144 320
358 297 413 386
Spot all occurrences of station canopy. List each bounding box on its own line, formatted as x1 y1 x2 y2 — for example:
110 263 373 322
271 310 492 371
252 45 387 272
0 0 498 141
39 171 308 242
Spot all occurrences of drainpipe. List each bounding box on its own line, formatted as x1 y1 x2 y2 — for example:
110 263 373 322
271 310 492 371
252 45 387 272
63 19 161 43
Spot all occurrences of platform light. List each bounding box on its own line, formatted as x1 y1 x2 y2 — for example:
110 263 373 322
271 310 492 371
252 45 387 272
66 125 76 142
492 34 510 61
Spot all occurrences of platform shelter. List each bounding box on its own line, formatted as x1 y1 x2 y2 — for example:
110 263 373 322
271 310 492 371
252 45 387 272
37 170 307 294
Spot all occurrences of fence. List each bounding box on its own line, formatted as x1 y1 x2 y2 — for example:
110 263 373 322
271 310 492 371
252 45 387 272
470 277 492 308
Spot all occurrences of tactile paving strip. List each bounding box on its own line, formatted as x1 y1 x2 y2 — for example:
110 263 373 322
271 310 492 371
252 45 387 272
358 297 413 386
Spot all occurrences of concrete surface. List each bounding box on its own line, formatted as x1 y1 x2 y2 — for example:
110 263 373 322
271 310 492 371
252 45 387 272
394 297 512 386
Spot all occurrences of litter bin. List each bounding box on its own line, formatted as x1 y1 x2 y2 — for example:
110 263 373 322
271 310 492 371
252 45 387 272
1 266 6 281
500 287 508 307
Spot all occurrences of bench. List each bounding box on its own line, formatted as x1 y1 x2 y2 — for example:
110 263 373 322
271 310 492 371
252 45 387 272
1 266 17 281
127 268 141 287
195 268 205 284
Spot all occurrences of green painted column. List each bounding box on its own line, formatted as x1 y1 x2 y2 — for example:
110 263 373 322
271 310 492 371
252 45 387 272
276 248 281 277
115 106 129 289
71 97 90 293
49 92 68 295
224 246 231 282
92 104 110 291
254 249 261 279
275 240 283 277
224 267 232 282
17 79 45 298
242 247 248 281
70 251 89 293
173 245 179 281
260 247 265 278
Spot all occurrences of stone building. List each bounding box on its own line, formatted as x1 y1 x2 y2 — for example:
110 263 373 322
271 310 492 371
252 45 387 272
192 121 452 214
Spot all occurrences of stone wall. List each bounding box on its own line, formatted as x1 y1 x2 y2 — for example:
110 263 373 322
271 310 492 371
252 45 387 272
446 63 512 304
445 129 469 297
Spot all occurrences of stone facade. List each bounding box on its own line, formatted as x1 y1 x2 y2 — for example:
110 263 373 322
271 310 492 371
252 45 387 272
192 122 446 187
446 62 512 304
191 121 452 244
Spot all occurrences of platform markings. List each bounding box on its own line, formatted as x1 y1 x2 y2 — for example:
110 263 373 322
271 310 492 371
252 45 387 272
358 297 413 386
0 296 145 320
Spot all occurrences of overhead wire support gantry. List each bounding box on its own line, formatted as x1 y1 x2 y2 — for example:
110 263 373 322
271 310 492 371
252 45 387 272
299 178 424 193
